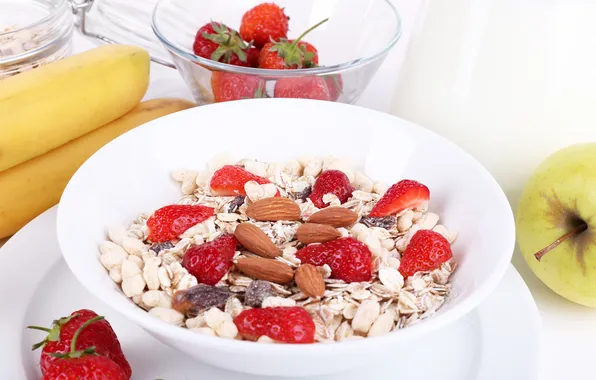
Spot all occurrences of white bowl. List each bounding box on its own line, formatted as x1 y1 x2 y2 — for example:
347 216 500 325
57 99 515 377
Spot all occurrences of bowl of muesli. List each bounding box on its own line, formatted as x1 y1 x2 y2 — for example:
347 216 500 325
57 98 515 377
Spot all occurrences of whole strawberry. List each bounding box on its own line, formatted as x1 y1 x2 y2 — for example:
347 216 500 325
399 230 453 278
41 316 128 380
193 22 252 66
210 165 275 196
147 205 214 242
273 77 331 101
296 237 372 282
308 170 355 208
240 3 289 49
211 72 267 103
29 310 131 378
182 234 238 285
234 306 315 343
258 19 327 69
369 180 430 217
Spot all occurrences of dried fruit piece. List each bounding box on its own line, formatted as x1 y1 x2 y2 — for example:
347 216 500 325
149 241 174 253
399 230 452 278
369 180 430 217
293 186 312 201
245 280 274 308
147 204 214 242
308 170 355 209
360 216 397 230
228 196 246 213
245 197 301 221
307 207 358 228
172 284 234 317
210 165 273 196
296 237 372 283
234 307 315 343
182 234 238 285
235 257 294 284
295 264 325 297
234 223 281 258
296 223 341 244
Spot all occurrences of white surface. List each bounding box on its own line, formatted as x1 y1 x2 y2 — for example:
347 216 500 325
56 98 515 376
1 207 540 379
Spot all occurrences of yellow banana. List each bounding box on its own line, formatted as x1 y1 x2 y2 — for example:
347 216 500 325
0 44 150 172
0 98 195 238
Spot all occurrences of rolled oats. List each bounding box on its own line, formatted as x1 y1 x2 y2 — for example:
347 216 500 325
99 241 128 270
262 296 296 308
122 274 146 297
121 259 141 279
142 290 172 309
368 311 395 337
352 300 380 334
108 225 128 245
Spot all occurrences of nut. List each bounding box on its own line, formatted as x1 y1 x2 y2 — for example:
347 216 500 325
296 223 341 245
245 197 301 221
234 223 281 258
295 264 325 297
307 207 358 228
235 257 294 284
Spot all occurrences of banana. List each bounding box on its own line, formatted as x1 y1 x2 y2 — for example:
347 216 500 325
0 98 195 238
0 45 150 172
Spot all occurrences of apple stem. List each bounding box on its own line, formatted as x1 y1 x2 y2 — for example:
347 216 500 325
534 222 588 261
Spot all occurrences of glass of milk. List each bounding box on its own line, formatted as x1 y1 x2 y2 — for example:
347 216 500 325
391 0 596 209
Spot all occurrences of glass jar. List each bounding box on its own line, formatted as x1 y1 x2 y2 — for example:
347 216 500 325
0 0 74 79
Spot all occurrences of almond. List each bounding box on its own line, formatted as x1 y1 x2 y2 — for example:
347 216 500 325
308 207 358 228
235 257 294 284
296 223 341 244
234 223 281 259
246 197 301 221
295 264 326 297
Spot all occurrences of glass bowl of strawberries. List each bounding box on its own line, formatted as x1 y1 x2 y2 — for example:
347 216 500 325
151 0 401 105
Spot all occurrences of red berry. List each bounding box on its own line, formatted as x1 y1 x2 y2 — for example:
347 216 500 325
147 205 214 243
369 180 430 217
193 22 252 66
247 46 261 67
308 170 354 208
274 77 331 100
210 165 275 196
398 230 453 278
42 354 128 380
324 74 343 101
240 3 289 49
211 72 267 103
234 306 315 343
296 237 372 283
259 40 319 70
182 234 238 285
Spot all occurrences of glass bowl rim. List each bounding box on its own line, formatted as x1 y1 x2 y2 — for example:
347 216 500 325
0 0 69 37
151 0 402 75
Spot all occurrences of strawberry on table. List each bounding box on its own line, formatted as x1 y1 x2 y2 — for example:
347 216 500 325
273 77 331 101
147 205 215 242
182 234 238 285
296 237 372 283
193 22 252 66
211 72 267 102
234 306 315 343
398 230 453 278
240 3 289 49
369 179 430 217
308 170 355 208
210 165 276 196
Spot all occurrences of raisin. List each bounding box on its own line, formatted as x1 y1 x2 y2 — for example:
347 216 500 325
172 284 234 317
244 280 273 308
228 196 246 213
150 241 174 253
360 216 397 230
293 186 312 201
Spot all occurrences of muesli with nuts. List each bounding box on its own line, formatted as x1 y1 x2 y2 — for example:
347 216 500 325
99 156 457 343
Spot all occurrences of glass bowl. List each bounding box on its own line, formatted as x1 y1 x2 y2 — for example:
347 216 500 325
0 0 73 80
152 0 401 105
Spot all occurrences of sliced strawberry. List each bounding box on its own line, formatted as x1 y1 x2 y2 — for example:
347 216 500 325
399 230 452 278
308 170 354 209
210 165 277 196
182 234 238 285
234 307 315 343
369 180 430 217
147 205 214 242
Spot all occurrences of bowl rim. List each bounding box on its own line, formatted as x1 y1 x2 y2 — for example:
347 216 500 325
150 0 402 75
0 0 69 37
57 99 515 356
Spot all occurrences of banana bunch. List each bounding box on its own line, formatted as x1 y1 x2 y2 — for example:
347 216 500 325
0 45 196 238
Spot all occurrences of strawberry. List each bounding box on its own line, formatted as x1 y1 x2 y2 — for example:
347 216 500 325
247 46 261 68
324 74 343 101
193 22 252 66
308 170 355 208
240 3 289 49
147 205 214 242
41 316 128 380
234 307 315 343
296 237 372 282
210 165 276 196
211 72 267 103
28 310 131 378
398 230 453 278
257 19 327 69
182 234 238 285
273 77 331 100
369 180 430 217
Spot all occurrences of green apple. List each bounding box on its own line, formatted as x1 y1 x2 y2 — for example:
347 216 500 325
516 143 596 307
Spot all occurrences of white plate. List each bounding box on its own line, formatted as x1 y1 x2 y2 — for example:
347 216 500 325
1 207 542 379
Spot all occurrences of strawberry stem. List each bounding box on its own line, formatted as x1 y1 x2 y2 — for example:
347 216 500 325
69 316 104 353
290 18 329 49
26 326 52 332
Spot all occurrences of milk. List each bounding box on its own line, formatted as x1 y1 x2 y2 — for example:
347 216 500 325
391 0 596 208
